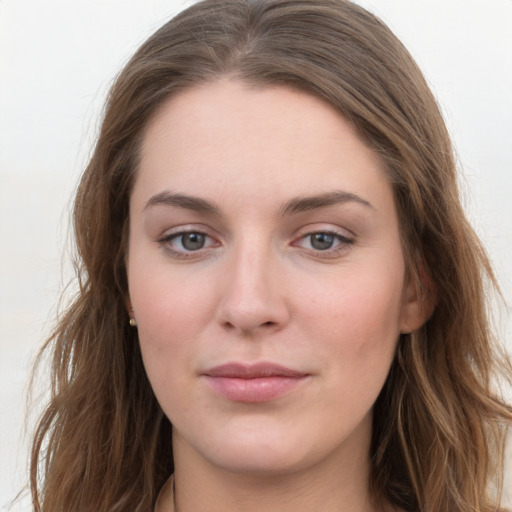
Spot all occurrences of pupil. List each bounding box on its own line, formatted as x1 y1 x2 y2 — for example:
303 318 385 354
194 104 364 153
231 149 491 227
311 233 334 250
182 233 205 251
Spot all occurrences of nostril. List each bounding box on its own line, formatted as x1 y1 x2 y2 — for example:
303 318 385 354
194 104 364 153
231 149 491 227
221 319 276 332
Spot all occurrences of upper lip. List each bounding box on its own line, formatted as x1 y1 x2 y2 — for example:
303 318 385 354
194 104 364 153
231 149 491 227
203 363 308 379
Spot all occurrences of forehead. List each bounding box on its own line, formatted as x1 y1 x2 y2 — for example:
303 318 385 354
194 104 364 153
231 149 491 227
133 79 392 215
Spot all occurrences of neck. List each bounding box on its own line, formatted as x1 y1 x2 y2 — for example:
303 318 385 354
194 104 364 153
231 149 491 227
175 469 373 512
165 428 376 512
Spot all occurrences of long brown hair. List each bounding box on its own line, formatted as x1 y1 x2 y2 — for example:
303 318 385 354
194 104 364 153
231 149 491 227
29 1 512 511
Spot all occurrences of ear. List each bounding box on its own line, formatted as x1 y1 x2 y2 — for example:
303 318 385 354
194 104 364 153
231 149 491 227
400 262 436 334
125 296 134 315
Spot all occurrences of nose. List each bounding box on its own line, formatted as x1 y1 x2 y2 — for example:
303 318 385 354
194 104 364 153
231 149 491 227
216 242 290 336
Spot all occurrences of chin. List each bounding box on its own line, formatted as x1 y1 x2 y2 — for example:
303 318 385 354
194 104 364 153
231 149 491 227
178 421 348 478
211 444 307 476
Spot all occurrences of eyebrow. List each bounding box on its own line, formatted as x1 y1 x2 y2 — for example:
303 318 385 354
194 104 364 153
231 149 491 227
279 191 374 215
145 192 221 214
144 190 373 216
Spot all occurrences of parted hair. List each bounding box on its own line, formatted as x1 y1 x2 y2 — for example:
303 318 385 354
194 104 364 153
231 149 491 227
29 1 512 511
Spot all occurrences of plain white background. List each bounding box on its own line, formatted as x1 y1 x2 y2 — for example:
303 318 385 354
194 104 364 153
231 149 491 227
1 0 511 509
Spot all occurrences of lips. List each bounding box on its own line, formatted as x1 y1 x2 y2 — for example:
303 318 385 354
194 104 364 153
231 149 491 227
202 363 309 403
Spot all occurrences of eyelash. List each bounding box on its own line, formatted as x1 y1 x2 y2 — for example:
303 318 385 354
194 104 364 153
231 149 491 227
158 230 219 259
158 229 354 259
292 230 354 258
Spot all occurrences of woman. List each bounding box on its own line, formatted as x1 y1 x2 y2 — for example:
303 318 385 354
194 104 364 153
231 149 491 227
29 1 512 511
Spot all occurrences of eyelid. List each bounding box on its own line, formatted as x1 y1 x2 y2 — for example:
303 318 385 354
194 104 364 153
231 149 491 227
295 230 353 246
158 225 221 257
291 226 355 257
293 223 355 241
156 223 355 260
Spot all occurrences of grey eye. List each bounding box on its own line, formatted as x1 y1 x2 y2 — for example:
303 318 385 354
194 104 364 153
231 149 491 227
180 232 206 251
310 233 335 250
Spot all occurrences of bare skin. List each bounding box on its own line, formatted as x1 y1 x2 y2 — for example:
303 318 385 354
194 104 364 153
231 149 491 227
128 79 427 512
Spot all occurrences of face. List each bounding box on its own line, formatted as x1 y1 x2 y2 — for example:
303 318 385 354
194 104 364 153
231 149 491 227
127 79 425 478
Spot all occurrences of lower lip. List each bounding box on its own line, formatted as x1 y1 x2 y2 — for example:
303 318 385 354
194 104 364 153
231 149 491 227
203 375 307 403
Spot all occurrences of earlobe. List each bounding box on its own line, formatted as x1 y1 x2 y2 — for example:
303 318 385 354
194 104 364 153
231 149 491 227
400 263 436 334
125 296 137 324
125 296 133 314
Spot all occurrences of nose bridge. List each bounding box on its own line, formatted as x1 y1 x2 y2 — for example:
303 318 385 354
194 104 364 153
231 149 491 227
217 234 288 334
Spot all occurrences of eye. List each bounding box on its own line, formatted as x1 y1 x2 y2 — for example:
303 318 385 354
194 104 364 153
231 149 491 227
176 232 206 251
309 232 337 250
159 230 218 254
293 230 354 255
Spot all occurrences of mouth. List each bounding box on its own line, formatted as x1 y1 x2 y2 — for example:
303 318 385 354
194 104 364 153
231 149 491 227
202 363 310 403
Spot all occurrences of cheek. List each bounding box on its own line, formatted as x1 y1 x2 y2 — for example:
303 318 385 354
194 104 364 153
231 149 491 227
298 264 404 370
129 252 211 336
127 253 217 386
128 267 216 422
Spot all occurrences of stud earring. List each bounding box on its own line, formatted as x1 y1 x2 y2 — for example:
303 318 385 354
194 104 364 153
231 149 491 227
129 317 137 327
